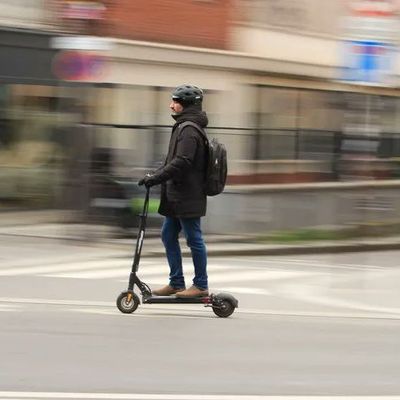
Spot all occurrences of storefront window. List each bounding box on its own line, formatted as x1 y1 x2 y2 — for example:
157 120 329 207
253 85 400 180
257 87 298 159
0 84 74 208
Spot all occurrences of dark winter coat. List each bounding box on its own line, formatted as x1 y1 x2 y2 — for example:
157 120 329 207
155 105 208 218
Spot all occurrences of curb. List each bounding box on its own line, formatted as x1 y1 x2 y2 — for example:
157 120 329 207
2 230 400 257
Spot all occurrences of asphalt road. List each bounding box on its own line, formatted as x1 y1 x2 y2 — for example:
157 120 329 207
1 236 400 399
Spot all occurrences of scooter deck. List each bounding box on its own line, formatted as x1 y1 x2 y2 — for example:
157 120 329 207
143 295 211 304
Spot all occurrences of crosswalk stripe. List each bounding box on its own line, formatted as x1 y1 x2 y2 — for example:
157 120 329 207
217 287 271 295
45 264 234 279
0 304 22 312
222 257 385 271
0 259 157 276
209 270 315 282
0 257 316 285
0 391 398 399
141 270 315 286
1 250 128 270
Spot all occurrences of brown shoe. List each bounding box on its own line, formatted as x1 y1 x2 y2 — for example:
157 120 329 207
152 285 185 296
175 285 209 298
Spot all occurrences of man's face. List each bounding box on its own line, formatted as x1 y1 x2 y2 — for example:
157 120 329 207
170 100 184 114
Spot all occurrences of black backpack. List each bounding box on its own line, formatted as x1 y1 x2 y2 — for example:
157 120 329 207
179 121 227 196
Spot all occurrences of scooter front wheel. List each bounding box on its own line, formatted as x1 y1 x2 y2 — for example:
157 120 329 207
117 291 140 314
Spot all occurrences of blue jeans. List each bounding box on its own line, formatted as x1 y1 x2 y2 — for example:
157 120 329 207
161 217 208 290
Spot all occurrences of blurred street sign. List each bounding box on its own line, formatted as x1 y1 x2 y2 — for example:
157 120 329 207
52 51 107 81
340 40 396 85
51 36 110 81
339 0 398 86
349 0 396 18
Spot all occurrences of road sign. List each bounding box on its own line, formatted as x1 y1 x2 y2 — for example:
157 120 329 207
340 40 396 85
52 50 106 81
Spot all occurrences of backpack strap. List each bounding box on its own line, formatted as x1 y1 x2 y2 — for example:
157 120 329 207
177 121 209 175
178 121 208 146
165 121 202 165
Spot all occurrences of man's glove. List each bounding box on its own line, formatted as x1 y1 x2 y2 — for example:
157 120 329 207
138 173 161 188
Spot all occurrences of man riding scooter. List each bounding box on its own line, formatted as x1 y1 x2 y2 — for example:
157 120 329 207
139 84 209 298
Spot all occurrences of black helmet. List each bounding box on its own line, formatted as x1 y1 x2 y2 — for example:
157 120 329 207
172 84 203 106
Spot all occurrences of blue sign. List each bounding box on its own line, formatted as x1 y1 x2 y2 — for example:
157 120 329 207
340 40 396 85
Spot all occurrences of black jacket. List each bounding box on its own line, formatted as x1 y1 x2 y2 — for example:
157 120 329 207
155 105 208 218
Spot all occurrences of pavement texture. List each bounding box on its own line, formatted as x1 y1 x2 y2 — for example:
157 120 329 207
1 244 400 395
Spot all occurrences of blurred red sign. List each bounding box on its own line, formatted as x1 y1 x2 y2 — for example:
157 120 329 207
348 0 397 17
52 51 107 81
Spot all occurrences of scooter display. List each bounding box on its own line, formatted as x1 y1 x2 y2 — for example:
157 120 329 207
116 187 238 318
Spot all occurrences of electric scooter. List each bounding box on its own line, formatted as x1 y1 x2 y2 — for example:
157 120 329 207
116 187 238 318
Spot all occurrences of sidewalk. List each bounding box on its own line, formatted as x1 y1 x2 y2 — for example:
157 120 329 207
98 234 400 256
1 220 400 256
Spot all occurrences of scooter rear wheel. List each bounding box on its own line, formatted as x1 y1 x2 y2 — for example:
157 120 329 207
212 298 235 318
117 291 140 314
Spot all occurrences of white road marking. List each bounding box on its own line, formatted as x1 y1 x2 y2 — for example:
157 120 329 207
1 257 320 286
222 257 385 271
0 297 113 307
210 270 316 282
1 297 400 320
215 287 271 295
51 306 400 321
141 270 317 286
0 392 399 399
0 259 139 276
46 264 233 279
2 256 397 320
72 307 213 320
284 284 400 317
1 254 386 281
0 250 128 269
0 304 22 312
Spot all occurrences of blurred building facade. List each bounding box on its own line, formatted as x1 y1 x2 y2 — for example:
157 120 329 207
98 0 233 49
2 0 400 213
